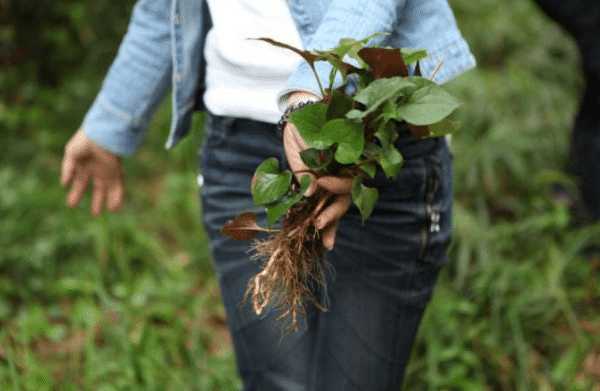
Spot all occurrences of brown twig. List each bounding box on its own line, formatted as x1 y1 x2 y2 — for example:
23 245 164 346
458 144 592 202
429 59 444 81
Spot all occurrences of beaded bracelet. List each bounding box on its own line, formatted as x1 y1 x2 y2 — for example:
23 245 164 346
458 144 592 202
276 100 316 140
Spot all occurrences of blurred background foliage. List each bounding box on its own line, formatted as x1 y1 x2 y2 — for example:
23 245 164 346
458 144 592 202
1 0 599 389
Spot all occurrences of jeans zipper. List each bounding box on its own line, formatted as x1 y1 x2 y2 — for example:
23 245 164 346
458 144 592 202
419 165 440 260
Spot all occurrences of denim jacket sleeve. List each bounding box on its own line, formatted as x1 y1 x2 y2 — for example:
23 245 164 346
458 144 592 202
279 0 407 107
82 0 173 156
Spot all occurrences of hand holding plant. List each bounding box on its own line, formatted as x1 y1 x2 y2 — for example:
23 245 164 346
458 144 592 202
283 120 353 250
221 34 461 328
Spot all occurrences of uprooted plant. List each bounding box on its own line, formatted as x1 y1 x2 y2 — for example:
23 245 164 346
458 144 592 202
221 34 461 329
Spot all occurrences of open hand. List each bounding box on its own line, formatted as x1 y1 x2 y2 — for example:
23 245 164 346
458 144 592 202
61 129 124 216
283 122 352 251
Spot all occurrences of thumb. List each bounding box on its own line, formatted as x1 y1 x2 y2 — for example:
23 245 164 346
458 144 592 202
283 124 318 197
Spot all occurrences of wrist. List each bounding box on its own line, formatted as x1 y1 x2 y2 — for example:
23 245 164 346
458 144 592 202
277 99 317 140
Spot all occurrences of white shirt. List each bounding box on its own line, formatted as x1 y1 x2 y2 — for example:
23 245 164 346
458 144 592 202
203 0 304 124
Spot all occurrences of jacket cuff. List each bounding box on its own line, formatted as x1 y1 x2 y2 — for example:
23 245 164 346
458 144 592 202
82 94 145 157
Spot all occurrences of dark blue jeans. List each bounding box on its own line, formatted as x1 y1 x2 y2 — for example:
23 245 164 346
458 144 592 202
199 112 453 391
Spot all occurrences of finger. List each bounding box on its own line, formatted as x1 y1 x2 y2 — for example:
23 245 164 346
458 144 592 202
316 176 353 194
315 194 352 230
107 181 124 212
91 179 106 216
67 171 90 207
283 125 318 196
321 221 339 251
61 154 76 187
289 123 309 150
283 128 308 173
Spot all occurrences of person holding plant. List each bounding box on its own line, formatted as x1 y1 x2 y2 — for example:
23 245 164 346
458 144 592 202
61 0 475 389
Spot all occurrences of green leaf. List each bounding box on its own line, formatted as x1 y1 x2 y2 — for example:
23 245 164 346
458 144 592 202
300 148 334 172
400 48 428 65
345 109 365 121
321 119 365 164
265 175 313 225
395 84 461 126
334 34 384 58
332 33 386 68
326 89 354 120
351 77 415 119
351 177 379 221
374 121 399 148
251 158 292 205
254 158 279 176
288 103 328 148
297 173 314 194
335 38 368 68
378 145 404 178
360 162 377 178
379 99 398 122
406 75 436 89
373 121 403 178
266 193 301 225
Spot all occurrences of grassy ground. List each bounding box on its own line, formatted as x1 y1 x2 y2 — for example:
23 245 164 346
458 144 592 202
1 0 599 389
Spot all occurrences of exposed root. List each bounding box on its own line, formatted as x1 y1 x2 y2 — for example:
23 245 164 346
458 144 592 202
245 190 331 330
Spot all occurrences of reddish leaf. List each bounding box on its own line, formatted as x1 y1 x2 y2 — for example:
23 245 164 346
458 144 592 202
221 212 264 241
357 47 408 79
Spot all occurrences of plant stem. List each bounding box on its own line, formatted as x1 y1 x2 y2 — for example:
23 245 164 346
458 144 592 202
292 169 315 176
309 64 326 97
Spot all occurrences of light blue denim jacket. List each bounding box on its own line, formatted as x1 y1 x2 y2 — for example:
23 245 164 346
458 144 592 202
83 0 476 156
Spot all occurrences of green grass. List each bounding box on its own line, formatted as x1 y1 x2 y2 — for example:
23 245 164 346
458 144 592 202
1 0 599 389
